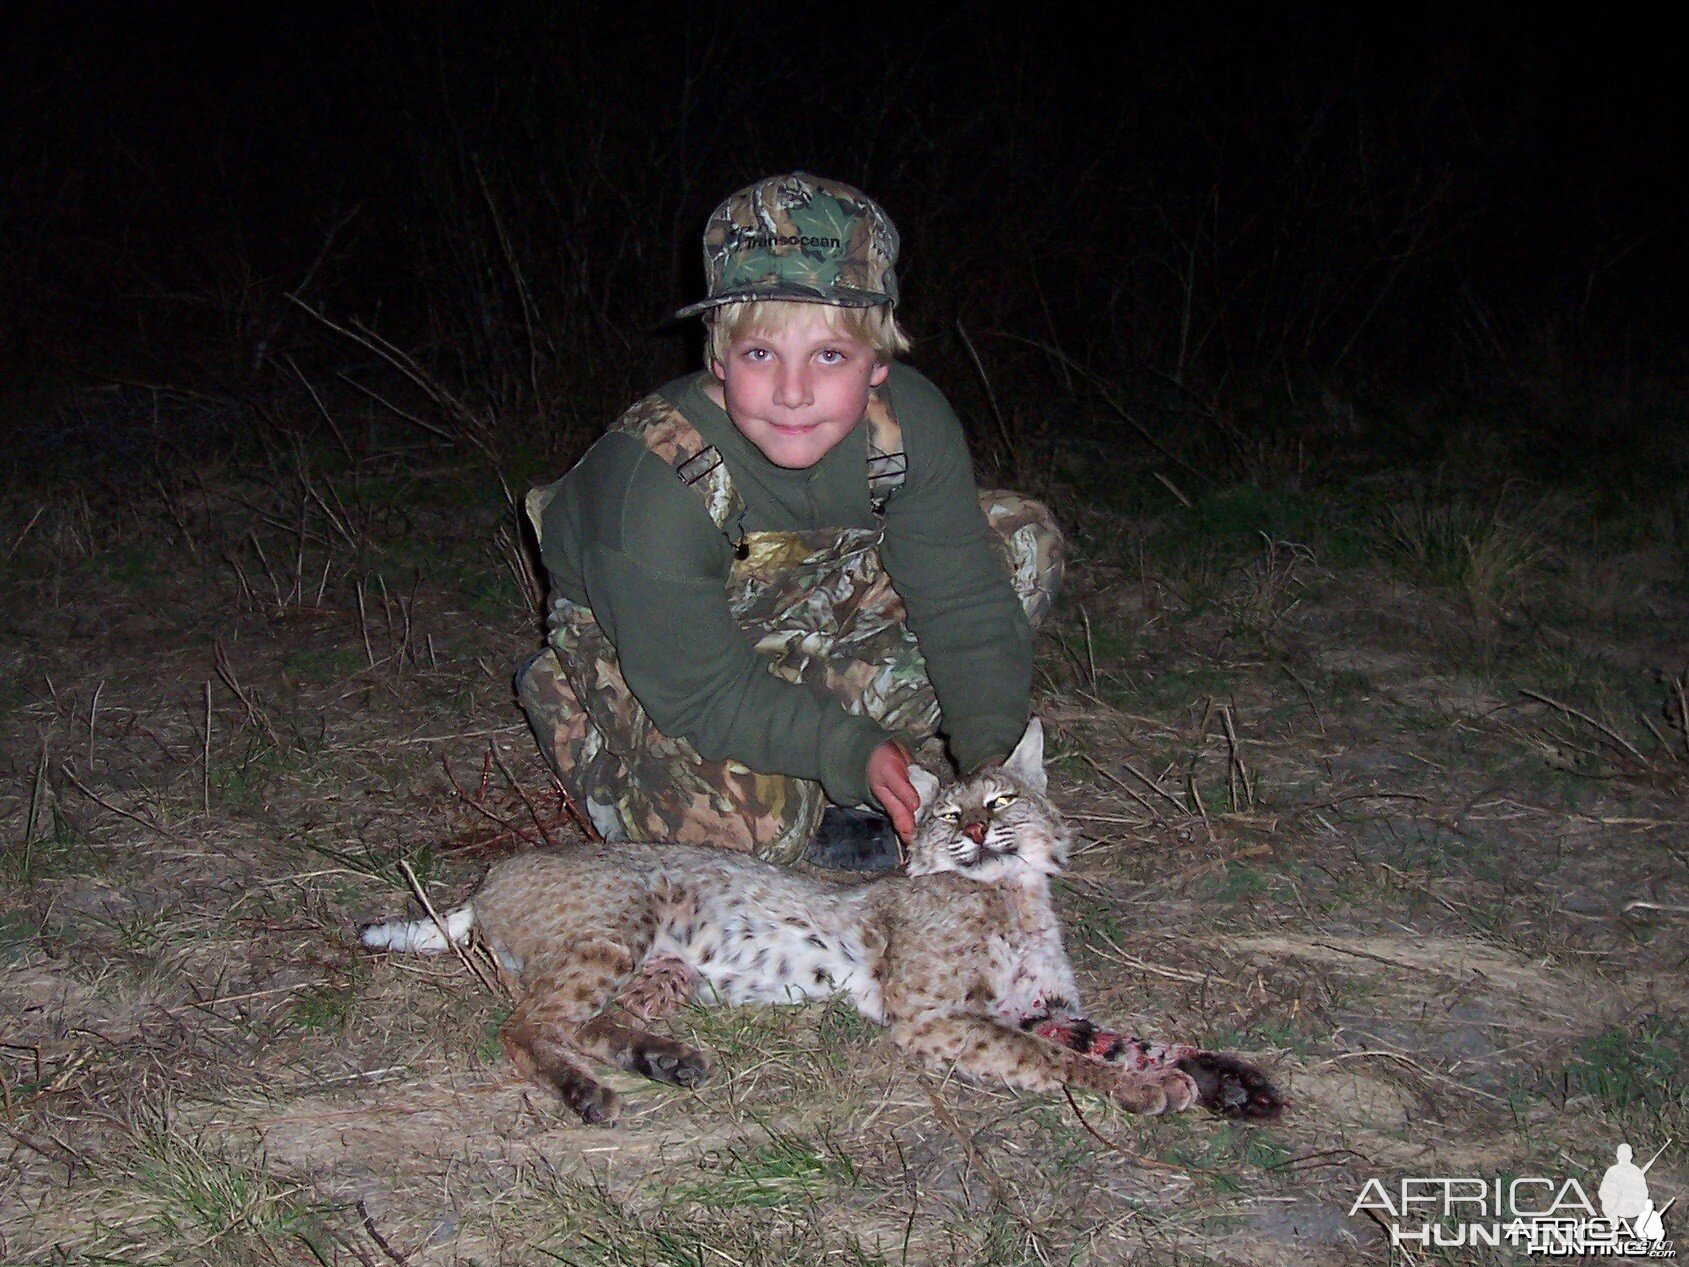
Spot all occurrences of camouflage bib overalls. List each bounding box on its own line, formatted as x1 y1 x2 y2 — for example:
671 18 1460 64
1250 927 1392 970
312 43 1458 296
517 388 1064 865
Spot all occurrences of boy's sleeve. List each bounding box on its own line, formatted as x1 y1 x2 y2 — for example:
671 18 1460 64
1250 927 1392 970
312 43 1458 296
877 369 1033 773
566 437 890 808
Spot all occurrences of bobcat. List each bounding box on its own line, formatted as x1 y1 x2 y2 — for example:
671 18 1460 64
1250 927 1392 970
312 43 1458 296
360 719 1283 1126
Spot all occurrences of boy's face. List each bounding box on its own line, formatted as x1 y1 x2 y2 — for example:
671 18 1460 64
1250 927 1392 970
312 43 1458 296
711 305 890 470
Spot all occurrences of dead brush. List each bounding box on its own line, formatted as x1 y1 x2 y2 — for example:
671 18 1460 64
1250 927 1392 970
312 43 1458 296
1515 672 1689 791
213 426 398 622
1222 532 1319 634
439 742 598 857
1211 414 1312 495
289 297 549 626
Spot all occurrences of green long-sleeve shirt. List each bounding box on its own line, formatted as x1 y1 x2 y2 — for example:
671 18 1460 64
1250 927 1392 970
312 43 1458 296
534 360 1032 807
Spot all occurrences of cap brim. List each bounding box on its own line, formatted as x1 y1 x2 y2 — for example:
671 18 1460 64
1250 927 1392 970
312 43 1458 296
674 283 894 321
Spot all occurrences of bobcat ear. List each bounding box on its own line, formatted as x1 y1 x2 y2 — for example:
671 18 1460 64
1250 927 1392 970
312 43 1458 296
907 765 941 815
1002 717 1047 796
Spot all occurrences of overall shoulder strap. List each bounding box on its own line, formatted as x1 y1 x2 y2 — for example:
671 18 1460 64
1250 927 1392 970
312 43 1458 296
617 391 746 541
863 386 907 515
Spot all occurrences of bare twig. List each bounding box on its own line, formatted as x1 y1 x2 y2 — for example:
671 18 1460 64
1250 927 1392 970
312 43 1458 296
489 745 557 850
202 680 213 817
441 752 546 849
59 764 187 844
1624 900 1689 916
214 643 283 749
398 859 503 998
1078 754 1164 820
1520 688 1651 768
954 319 1017 474
2 505 47 567
355 581 376 669
546 769 604 844
1313 1050 1511 1105
357 1197 412 1266
1119 757 1191 814
1061 1087 1207 1174
1218 705 1255 812
989 331 1210 482
1078 606 1099 692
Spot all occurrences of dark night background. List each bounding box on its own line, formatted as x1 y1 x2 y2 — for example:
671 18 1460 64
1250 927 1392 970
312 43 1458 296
2 2 1684 479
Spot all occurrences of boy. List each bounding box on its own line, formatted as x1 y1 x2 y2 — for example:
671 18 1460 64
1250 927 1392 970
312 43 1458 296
517 173 1063 870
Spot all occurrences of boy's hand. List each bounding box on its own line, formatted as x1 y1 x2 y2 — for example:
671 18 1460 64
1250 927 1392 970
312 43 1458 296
866 740 920 843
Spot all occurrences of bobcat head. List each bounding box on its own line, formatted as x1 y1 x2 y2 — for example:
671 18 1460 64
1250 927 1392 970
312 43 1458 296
904 718 1072 883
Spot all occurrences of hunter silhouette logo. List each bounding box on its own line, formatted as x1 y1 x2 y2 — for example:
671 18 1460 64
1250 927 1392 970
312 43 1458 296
1601 1142 1673 1247
1350 1138 1676 1256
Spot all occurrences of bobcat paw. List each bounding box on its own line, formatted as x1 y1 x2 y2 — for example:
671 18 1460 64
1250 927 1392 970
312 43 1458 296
563 1080 620 1126
1106 1064 1200 1116
1176 1051 1285 1120
631 1038 711 1088
617 953 698 1020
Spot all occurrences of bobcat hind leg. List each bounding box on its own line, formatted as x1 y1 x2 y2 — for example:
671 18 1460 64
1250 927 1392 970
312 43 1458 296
499 938 649 1124
502 1007 620 1125
615 953 699 1020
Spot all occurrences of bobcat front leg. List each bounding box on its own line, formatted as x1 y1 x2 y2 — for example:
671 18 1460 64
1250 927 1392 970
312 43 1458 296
889 1014 1198 1115
1027 1015 1194 1070
1022 1010 1285 1119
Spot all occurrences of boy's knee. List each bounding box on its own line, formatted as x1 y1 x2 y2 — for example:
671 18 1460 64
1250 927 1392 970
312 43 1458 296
979 489 1063 547
977 489 1065 626
630 761 823 865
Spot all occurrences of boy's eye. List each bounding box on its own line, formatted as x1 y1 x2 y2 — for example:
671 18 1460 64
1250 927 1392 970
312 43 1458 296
816 348 846 364
987 793 1018 812
742 347 771 362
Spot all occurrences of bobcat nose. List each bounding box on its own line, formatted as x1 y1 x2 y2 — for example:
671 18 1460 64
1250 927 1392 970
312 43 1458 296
963 820 988 845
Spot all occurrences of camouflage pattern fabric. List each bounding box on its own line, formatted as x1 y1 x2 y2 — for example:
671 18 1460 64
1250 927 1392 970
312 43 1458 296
674 172 900 319
517 490 1064 865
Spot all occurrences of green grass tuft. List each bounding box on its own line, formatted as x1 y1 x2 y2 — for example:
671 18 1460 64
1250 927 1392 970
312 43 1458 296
1370 486 1548 615
668 1125 859 1210
1566 1017 1689 1119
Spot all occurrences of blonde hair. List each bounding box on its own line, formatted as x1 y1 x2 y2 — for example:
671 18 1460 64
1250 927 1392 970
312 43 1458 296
704 299 911 369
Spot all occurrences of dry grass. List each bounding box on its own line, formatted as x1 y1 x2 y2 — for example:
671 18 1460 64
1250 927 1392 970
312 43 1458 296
2 401 1686 1265
1369 482 1551 619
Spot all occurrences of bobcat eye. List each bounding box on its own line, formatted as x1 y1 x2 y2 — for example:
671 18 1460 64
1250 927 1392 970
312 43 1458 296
937 807 963 824
986 793 1018 811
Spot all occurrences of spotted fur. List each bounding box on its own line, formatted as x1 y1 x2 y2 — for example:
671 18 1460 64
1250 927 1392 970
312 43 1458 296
360 719 1284 1126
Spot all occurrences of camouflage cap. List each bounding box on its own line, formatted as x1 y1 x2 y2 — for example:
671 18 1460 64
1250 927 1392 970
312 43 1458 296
674 172 900 320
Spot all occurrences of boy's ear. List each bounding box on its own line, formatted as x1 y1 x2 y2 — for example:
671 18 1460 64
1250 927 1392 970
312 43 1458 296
1001 717 1047 796
869 361 890 387
907 765 941 816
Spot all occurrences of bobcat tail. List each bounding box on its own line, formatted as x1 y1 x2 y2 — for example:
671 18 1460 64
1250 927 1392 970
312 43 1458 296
359 905 475 954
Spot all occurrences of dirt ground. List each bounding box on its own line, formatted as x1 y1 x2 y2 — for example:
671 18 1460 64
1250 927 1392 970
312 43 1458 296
2 391 1685 1265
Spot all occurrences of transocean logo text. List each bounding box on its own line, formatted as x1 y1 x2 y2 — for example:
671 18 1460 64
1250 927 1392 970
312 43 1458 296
1350 1140 1676 1257
728 231 841 251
